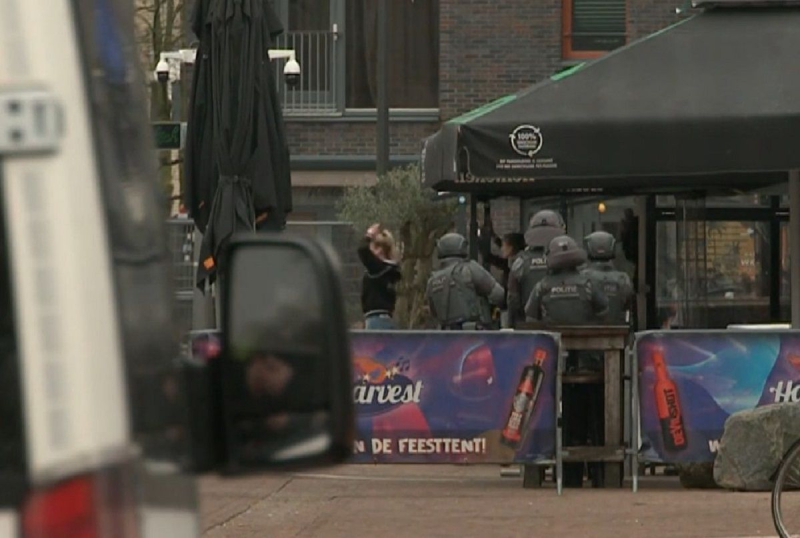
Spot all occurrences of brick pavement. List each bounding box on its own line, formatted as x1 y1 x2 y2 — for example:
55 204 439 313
200 465 776 538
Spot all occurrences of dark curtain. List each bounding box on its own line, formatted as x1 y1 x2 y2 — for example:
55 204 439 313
288 0 329 31
346 0 439 108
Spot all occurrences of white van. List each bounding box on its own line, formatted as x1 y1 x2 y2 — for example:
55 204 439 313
0 0 203 535
0 1 352 536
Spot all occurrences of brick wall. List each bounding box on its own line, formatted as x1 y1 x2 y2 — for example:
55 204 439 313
628 0 685 40
286 121 439 157
287 0 682 157
439 0 563 120
283 0 684 243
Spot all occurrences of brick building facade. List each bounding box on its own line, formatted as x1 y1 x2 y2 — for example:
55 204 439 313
263 0 685 320
177 1 685 321
283 0 683 230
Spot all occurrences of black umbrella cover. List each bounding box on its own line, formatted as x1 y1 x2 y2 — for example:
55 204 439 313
196 175 256 290
185 0 292 234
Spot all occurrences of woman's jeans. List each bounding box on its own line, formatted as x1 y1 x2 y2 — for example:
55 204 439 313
364 311 396 330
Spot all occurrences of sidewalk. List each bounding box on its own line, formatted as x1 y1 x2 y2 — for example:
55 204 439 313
199 465 776 537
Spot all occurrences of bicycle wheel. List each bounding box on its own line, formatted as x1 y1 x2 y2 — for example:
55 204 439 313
772 438 800 537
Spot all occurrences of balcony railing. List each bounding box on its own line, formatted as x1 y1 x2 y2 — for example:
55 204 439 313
273 31 339 116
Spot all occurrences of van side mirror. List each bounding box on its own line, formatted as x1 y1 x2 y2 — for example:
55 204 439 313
217 235 353 472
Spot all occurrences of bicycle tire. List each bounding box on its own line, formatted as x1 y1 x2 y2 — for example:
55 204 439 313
772 437 800 538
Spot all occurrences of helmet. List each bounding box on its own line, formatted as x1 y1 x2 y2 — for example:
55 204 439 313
546 235 587 271
584 231 616 261
437 233 469 259
525 210 566 248
529 210 564 229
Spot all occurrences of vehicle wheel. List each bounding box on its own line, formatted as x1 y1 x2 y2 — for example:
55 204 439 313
772 438 800 537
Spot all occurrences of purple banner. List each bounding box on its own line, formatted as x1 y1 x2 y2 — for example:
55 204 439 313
350 331 559 463
637 330 800 463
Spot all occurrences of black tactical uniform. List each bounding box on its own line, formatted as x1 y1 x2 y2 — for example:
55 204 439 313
507 210 565 325
525 235 610 488
426 233 504 330
583 231 634 325
525 236 608 324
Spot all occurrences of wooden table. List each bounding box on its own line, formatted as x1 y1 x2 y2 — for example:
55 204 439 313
518 324 630 489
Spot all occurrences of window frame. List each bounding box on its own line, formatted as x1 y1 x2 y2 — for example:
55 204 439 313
276 0 440 118
651 199 789 328
562 0 629 61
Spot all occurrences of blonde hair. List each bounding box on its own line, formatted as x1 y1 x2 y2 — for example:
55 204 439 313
373 229 397 262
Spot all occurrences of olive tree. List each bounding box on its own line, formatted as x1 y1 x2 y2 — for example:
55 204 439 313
338 165 456 329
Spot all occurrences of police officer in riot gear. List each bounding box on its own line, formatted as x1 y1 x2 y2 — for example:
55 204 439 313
583 231 634 325
508 210 567 325
525 234 608 488
525 235 608 324
426 233 505 330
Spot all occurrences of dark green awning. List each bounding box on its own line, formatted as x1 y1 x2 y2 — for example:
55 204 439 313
422 6 800 195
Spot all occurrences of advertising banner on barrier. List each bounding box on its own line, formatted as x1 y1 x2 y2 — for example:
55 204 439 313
350 331 559 463
637 330 800 463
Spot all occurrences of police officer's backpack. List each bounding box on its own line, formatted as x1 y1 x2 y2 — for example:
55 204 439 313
428 262 484 327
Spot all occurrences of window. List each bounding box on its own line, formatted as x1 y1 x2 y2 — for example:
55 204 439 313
563 0 627 60
345 0 439 109
656 219 773 329
274 0 439 114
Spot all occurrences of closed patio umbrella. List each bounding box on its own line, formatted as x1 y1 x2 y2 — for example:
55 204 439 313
186 0 292 289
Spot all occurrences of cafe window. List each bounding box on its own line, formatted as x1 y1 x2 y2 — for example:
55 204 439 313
274 0 439 114
656 220 772 329
563 0 627 60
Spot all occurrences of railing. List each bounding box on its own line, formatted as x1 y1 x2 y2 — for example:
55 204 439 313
274 31 339 116
165 219 363 335
166 218 197 339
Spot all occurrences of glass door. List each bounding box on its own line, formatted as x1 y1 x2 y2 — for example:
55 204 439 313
656 216 773 329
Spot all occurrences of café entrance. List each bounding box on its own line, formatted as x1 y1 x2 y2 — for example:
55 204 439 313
522 192 790 330
650 194 789 329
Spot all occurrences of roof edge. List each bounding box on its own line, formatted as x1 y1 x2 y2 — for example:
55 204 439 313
447 94 517 125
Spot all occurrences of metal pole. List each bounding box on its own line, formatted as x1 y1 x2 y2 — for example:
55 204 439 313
192 229 216 330
482 201 491 270
376 0 390 177
556 342 564 496
790 170 800 328
170 79 182 122
632 344 640 493
456 196 467 236
770 196 781 321
636 197 648 330
469 196 479 260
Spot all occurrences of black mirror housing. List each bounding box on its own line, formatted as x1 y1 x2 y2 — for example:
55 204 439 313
210 234 353 472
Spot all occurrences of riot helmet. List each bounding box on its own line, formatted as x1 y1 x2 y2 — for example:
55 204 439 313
437 233 469 259
546 235 588 271
525 209 566 248
584 231 616 261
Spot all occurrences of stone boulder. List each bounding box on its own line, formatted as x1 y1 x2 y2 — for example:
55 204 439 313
713 403 800 491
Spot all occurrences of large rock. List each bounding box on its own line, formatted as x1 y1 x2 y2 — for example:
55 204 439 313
714 403 800 491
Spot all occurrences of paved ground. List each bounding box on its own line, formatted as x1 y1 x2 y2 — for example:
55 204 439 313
198 465 778 537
